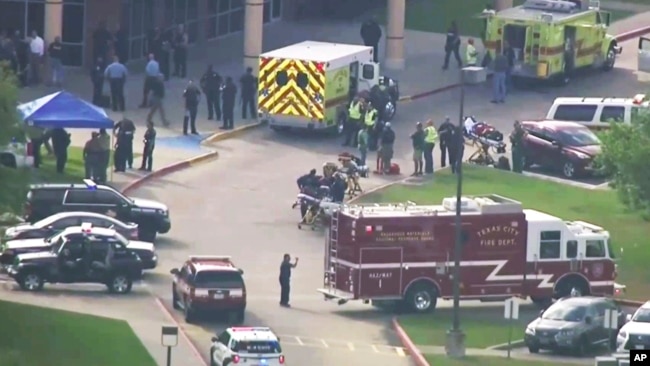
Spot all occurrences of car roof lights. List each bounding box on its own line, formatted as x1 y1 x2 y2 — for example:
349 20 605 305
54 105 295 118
83 179 97 190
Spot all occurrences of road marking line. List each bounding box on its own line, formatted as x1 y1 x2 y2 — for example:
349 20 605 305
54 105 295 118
371 345 380 353
347 342 355 351
295 337 304 346
321 339 329 348
396 347 405 357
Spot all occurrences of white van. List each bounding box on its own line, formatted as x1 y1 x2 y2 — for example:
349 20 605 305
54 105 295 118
545 94 649 129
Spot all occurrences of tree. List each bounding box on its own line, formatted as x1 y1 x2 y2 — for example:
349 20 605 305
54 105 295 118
598 109 650 218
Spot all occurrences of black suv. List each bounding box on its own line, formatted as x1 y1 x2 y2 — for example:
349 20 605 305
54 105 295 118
524 296 626 356
6 228 145 293
24 181 170 242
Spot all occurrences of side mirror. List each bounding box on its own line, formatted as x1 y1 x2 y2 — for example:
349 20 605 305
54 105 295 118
551 140 561 147
585 316 592 324
170 268 179 275
626 314 632 322
211 336 218 343
238 269 244 275
539 310 545 317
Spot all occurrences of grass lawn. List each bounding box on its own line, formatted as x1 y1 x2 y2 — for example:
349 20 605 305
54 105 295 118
425 355 573 365
370 0 635 36
358 165 649 301
0 300 156 366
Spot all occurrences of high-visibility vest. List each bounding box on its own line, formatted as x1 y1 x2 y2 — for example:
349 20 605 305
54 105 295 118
365 109 377 126
348 101 361 119
466 44 478 65
424 126 438 143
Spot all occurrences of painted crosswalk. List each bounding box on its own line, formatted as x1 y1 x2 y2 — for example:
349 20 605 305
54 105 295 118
277 334 408 357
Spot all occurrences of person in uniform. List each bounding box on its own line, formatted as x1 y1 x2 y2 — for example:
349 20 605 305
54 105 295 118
343 97 362 147
438 117 455 168
50 128 70 174
83 132 101 180
239 67 257 120
96 129 111 182
140 121 156 172
364 103 378 151
423 120 438 174
172 24 188 78
221 77 237 130
147 74 170 126
360 17 382 62
357 126 369 167
380 122 396 174
451 125 464 174
465 38 478 67
200 65 222 121
103 55 127 112
509 120 527 173
90 56 106 106
113 117 136 169
279 254 299 307
183 79 201 135
410 122 425 176
443 21 462 70
140 54 160 108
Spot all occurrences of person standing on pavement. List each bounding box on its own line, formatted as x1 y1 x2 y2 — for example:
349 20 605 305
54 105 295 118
411 122 425 176
221 77 237 130
90 56 106 106
357 126 369 167
343 97 362 147
491 51 508 104
201 65 222 121
465 38 478 67
360 18 382 63
50 128 70 174
140 121 156 171
147 74 170 126
509 120 526 173
92 21 111 62
28 30 44 85
104 55 127 112
364 102 378 151
279 254 298 307
442 21 462 70
113 24 129 63
183 80 201 135
96 128 111 182
379 122 395 174
113 117 136 169
240 67 257 120
172 24 188 78
450 126 464 174
47 36 63 87
83 132 101 180
140 54 160 108
438 116 455 168
503 40 516 91
423 120 438 174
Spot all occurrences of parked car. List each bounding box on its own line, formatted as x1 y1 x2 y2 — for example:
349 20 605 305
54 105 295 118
617 300 650 351
0 140 33 168
521 120 602 179
524 296 625 356
2 211 138 241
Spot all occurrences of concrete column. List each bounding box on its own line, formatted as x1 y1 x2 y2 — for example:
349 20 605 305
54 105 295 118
385 0 405 70
243 0 264 74
44 0 63 44
494 0 513 11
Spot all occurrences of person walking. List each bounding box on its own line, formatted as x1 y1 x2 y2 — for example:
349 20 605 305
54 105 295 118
379 122 395 174
410 122 425 176
200 64 222 121
172 24 188 78
239 67 257 120
491 51 508 104
104 55 127 112
509 120 526 173
90 56 106 106
83 132 101 180
438 117 455 168
221 77 237 130
96 129 111 182
139 54 160 108
50 128 70 174
360 17 382 62
147 74 170 126
140 121 156 171
47 36 64 87
183 80 201 135
28 30 44 85
465 38 478 67
442 21 462 70
279 254 298 307
343 97 362 147
357 126 369 167
113 117 135 169
423 120 438 174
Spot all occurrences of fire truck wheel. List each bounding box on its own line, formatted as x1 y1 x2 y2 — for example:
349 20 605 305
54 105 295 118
404 283 438 313
553 276 590 299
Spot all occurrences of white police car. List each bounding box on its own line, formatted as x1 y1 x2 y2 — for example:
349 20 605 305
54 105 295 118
617 301 650 351
1 140 33 168
210 327 285 366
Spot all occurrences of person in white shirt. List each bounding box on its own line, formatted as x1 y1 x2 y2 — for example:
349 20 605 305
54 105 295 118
29 30 44 85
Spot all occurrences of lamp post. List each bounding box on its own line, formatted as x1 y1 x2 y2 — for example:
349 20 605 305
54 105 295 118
161 325 179 366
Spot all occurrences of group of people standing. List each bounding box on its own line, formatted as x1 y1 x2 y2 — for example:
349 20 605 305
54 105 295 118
410 118 463 176
0 29 65 87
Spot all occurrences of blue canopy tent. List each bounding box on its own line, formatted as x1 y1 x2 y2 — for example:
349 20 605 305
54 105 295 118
17 91 113 129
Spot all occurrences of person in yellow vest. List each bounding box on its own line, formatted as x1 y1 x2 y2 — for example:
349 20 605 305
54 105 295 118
465 38 478 67
423 119 438 174
364 103 378 151
343 97 363 147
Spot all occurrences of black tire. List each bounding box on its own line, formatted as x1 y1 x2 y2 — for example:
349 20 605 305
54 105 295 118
603 45 616 71
554 277 590 299
172 284 180 310
107 274 133 294
138 226 157 242
234 308 245 324
528 345 540 353
575 336 589 356
403 283 438 313
384 100 397 121
209 348 217 366
336 113 346 136
561 160 576 179
18 272 44 292
184 298 195 323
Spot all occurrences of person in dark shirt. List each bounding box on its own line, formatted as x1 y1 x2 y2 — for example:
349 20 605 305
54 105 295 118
200 64 222 120
48 36 63 87
50 128 71 174
360 17 382 62
279 254 299 307
410 122 425 176
140 121 156 171
379 122 396 173
147 75 170 126
330 174 347 203
443 21 462 70
221 77 237 130
90 57 106 106
239 67 257 119
183 80 201 135
113 118 136 170
13 30 28 86
92 21 111 61
172 24 188 78
297 169 319 191
450 126 464 174
113 24 128 63
438 117 455 168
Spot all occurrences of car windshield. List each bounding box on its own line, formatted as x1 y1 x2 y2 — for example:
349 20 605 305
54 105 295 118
557 128 600 147
232 340 282 354
194 271 244 289
633 308 650 323
542 304 587 321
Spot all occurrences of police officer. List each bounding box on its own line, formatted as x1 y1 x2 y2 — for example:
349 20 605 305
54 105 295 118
331 174 347 203
509 120 527 173
465 38 478 67
239 67 257 120
379 122 396 174
172 24 188 78
343 97 362 147
140 121 156 171
113 117 135 169
83 132 101 179
103 55 127 112
443 21 462 70
360 17 382 63
50 128 70 174
279 254 298 307
90 56 105 106
200 65 222 120
140 54 160 108
364 103 378 151
221 77 237 130
97 129 111 182
183 79 201 135
423 120 438 174
438 117 455 168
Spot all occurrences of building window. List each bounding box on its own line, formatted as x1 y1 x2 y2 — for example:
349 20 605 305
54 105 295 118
230 8 244 33
272 0 281 18
205 0 280 40
61 2 85 66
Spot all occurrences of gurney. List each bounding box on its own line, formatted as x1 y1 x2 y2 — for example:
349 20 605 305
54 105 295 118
463 116 507 166
292 191 341 230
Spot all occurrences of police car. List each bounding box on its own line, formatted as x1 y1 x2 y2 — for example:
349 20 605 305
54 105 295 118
616 301 650 351
209 327 285 366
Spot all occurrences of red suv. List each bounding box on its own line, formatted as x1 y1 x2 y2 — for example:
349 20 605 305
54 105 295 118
170 255 246 323
521 120 602 179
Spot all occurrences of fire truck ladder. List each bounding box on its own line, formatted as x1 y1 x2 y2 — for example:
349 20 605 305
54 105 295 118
327 211 340 293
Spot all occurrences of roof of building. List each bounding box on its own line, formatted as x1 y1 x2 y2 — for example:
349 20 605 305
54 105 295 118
260 41 372 67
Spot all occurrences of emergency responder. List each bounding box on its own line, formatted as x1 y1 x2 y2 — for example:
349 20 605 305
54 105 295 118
183 79 201 135
50 127 70 174
369 78 390 122
147 74 170 126
140 54 159 108
297 169 319 191
201 64 222 120
97 128 110 182
222 77 237 130
423 120 438 174
343 97 362 147
438 116 455 168
411 122 425 176
140 121 156 171
331 174 347 203
364 103 378 151
379 122 395 174
113 117 135 169
450 125 464 174
492 51 508 103
465 38 478 67
443 21 462 70
357 126 369 167
509 120 526 173
103 55 127 112
360 17 382 63
172 24 188 78
83 132 101 179
240 67 257 119
279 254 298 307
90 56 106 106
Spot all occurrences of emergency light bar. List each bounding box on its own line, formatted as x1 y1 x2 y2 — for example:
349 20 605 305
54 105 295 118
83 179 97 190
188 255 232 262
632 94 646 104
80 222 93 233
230 327 271 332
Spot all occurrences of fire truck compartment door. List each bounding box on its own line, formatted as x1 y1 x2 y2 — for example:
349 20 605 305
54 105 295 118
358 247 403 298
638 37 650 73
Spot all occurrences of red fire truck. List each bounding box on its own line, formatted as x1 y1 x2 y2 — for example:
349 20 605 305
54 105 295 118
317 195 624 313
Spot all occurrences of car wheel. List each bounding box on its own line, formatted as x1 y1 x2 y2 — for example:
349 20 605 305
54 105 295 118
575 336 589 356
603 45 616 71
528 345 539 353
404 283 438 313
522 155 531 169
19 272 44 292
234 308 245 324
139 227 157 242
562 161 576 179
172 284 180 310
108 274 133 294
337 113 346 135
184 298 195 323
384 100 397 121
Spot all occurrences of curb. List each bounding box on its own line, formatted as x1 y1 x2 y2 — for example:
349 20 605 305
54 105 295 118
614 26 650 43
392 317 431 366
200 121 266 145
487 339 525 350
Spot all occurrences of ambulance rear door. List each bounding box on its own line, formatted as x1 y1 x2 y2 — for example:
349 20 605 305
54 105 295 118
639 37 650 73
357 62 379 92
258 56 285 116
